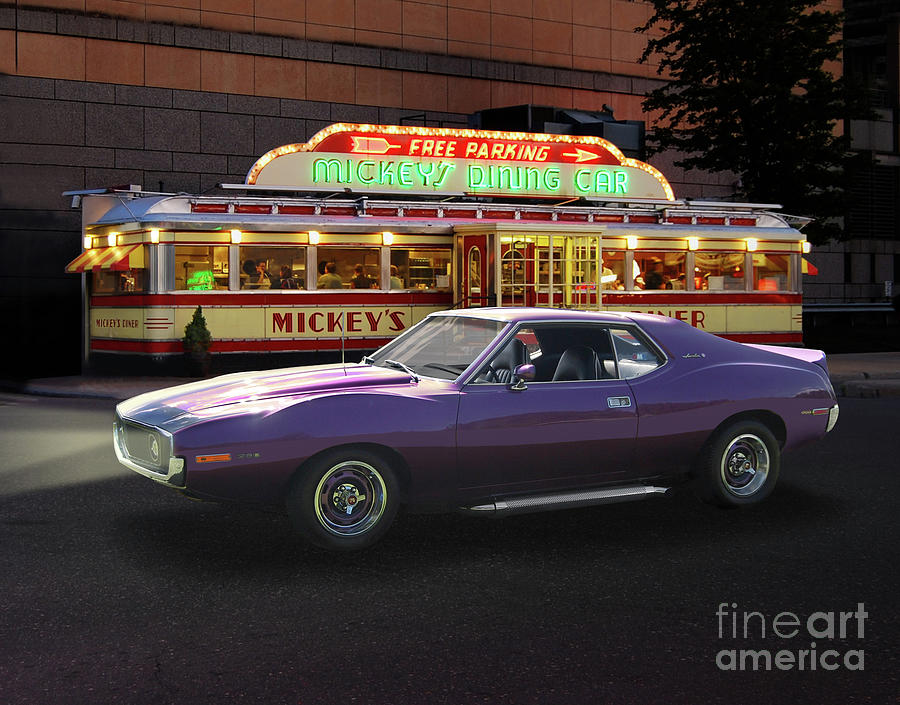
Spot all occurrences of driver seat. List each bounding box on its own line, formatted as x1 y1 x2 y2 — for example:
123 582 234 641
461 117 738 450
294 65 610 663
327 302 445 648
490 338 528 384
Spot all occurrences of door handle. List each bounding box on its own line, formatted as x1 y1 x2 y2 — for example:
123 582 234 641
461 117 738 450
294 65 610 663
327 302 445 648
607 396 632 408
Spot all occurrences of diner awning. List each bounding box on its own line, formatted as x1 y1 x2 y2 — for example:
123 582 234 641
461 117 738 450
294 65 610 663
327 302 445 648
801 257 818 276
65 244 144 273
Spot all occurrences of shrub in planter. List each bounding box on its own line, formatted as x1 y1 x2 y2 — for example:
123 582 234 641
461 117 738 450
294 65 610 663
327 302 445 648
183 305 212 376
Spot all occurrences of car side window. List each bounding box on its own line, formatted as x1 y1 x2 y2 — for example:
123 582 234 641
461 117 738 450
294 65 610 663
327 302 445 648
471 328 537 384
610 327 664 379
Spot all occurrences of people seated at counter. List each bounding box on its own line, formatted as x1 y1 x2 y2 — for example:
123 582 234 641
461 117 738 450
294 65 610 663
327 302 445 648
241 259 271 289
317 261 343 289
350 264 376 289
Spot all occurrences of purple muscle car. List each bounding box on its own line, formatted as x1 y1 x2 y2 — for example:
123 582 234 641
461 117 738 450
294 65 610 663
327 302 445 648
114 308 839 550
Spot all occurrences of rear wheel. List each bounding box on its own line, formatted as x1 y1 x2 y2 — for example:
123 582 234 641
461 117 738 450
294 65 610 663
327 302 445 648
695 420 780 507
287 449 399 551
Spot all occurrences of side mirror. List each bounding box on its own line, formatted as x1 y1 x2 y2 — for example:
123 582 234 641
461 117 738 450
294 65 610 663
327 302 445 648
514 363 536 380
509 363 536 391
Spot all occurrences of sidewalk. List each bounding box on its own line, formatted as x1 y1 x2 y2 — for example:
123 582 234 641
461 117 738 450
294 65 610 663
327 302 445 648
3 352 900 401
826 352 900 398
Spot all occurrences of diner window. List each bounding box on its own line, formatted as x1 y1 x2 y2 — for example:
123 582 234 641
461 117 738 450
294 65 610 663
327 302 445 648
752 253 791 291
391 248 452 290
240 246 306 290
316 248 380 289
90 268 147 294
601 250 625 290
633 252 686 290
175 246 229 290
694 252 746 291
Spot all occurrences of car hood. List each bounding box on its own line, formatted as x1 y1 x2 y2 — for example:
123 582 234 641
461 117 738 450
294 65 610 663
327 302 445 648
117 364 416 422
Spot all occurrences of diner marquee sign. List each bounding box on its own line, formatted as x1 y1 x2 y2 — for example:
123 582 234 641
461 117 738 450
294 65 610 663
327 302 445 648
246 123 675 201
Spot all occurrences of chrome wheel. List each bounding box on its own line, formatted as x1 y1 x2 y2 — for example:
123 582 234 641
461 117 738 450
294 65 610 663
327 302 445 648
314 460 388 537
695 420 780 507
719 434 769 497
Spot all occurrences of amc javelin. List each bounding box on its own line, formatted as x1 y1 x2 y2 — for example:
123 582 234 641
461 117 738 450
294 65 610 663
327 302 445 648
114 308 839 550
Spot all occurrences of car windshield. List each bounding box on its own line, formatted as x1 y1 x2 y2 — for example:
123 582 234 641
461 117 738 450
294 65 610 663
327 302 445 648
367 315 507 380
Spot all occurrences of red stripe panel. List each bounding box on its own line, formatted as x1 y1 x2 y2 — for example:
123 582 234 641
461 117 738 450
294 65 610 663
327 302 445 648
91 292 453 307
602 293 801 305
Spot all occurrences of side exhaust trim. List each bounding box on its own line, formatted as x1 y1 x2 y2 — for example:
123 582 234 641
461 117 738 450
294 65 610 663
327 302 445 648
460 485 670 516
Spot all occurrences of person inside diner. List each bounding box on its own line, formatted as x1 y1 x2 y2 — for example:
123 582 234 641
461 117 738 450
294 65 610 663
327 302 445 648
643 271 664 290
254 260 271 289
280 265 298 289
389 265 404 289
317 261 343 289
350 264 376 289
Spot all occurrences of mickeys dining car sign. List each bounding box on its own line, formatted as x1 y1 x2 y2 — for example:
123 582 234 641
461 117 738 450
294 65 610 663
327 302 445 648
246 123 676 201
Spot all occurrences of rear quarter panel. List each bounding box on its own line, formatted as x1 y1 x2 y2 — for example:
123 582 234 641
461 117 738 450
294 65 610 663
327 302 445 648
626 316 836 477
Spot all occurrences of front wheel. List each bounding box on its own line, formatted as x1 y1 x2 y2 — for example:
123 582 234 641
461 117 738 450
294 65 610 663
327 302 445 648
695 420 780 507
287 449 400 551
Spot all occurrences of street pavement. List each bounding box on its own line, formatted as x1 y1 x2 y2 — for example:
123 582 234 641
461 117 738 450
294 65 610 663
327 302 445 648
2 351 899 401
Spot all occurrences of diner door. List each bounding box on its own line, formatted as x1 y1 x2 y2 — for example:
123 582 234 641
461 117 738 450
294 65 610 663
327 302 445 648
461 235 495 307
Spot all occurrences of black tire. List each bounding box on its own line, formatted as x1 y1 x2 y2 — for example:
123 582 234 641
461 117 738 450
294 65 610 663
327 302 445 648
287 448 400 551
694 420 780 507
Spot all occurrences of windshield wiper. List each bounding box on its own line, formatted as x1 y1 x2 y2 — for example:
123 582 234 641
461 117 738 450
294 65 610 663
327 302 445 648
384 359 419 382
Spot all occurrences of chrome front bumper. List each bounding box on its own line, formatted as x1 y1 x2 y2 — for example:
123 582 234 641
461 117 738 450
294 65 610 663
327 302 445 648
113 414 186 488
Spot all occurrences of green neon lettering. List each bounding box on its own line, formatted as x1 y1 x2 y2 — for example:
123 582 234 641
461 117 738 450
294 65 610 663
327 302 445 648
357 160 376 185
525 167 541 191
596 170 612 193
498 166 519 191
312 158 350 184
543 168 560 191
398 161 414 187
574 169 591 193
433 163 455 189
615 171 628 194
378 161 397 185
468 164 486 189
416 162 436 186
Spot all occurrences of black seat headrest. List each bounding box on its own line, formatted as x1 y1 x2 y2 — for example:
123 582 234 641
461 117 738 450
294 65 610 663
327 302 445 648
552 345 601 381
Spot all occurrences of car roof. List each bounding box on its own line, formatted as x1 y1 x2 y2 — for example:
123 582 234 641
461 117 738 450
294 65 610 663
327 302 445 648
431 307 641 325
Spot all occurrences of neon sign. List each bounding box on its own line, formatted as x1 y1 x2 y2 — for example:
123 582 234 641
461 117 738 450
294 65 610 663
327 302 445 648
187 270 215 290
246 123 675 201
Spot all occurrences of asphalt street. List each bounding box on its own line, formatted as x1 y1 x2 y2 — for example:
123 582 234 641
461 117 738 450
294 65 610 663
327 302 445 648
0 394 897 705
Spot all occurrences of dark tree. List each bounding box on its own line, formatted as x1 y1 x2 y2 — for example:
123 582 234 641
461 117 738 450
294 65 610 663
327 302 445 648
639 0 870 243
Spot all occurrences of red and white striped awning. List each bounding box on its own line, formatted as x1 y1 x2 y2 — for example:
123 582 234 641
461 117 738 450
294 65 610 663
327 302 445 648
65 244 145 273
801 257 818 276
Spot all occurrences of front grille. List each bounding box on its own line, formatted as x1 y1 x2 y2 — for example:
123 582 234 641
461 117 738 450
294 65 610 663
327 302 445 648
115 415 171 473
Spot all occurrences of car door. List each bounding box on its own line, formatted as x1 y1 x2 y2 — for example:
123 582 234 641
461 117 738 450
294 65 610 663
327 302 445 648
455 324 638 495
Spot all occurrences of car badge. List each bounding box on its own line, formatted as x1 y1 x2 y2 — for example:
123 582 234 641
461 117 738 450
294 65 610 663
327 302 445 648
149 435 160 463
